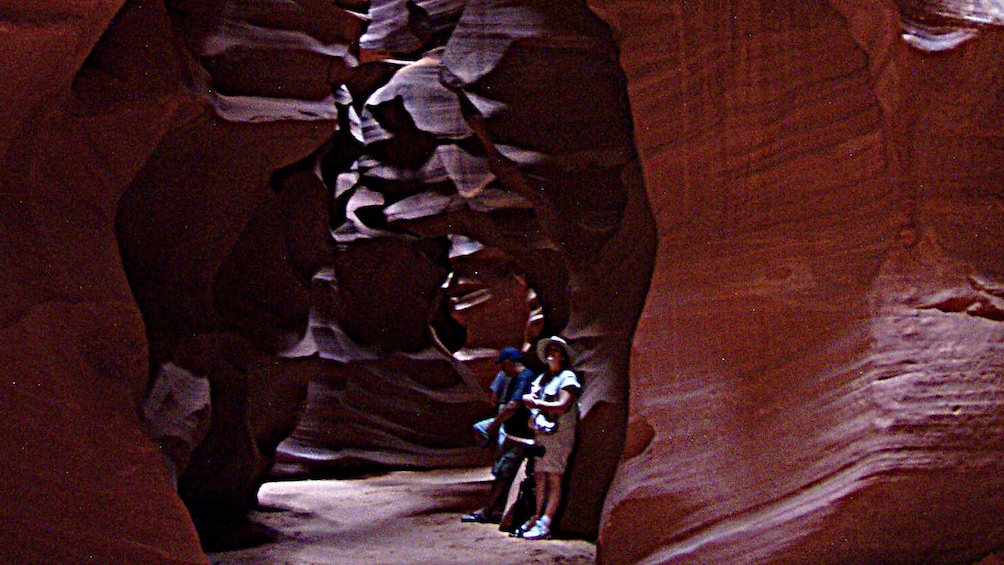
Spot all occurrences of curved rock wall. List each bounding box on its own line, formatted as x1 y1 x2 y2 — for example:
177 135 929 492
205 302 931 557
0 2 208 562
594 0 1004 562
261 0 656 539
1 0 1003 563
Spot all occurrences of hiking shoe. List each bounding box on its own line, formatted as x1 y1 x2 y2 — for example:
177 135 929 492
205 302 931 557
461 511 499 524
521 520 551 540
509 517 537 537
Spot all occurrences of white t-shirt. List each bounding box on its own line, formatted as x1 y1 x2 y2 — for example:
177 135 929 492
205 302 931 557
529 369 581 434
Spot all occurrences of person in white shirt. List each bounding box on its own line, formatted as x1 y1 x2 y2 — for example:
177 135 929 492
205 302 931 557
517 336 581 540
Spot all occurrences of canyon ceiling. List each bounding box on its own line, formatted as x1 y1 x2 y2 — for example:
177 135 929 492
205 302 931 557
2 0 1003 564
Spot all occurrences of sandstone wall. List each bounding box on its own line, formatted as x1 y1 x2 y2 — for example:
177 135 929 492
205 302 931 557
0 2 208 562
2 0 1003 563
594 0 1004 562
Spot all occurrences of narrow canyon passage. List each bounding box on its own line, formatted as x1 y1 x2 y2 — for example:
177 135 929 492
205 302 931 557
117 0 652 546
206 468 596 564
6 0 1004 563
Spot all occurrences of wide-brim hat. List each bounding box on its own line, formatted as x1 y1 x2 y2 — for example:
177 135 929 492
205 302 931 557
536 336 575 365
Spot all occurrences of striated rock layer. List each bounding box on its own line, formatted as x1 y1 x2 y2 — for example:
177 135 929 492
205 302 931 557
594 0 1004 563
1 0 1003 563
262 0 656 540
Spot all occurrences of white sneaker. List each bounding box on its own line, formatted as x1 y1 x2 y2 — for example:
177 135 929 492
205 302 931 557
521 520 551 540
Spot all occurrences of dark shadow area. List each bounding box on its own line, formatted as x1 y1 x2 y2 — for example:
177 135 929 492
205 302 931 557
196 512 284 553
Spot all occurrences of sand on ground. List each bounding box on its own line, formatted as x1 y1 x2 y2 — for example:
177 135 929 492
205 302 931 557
207 467 597 565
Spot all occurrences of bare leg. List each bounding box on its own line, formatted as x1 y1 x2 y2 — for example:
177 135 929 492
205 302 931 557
543 472 563 522
533 471 549 525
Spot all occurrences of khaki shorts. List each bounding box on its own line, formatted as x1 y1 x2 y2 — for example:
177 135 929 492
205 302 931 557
534 427 576 474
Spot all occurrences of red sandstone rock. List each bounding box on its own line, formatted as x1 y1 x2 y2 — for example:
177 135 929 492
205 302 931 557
0 1 207 562
594 1 1004 562
3 0 1004 563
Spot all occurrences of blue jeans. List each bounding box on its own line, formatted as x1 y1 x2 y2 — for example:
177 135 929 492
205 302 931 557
473 417 505 449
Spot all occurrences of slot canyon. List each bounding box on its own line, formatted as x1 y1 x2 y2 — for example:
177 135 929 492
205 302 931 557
2 0 1004 563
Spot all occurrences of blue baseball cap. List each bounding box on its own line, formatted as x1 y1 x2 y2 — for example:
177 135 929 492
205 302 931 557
494 347 522 364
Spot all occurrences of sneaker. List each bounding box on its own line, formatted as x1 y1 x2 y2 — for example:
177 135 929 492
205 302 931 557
461 511 499 524
521 520 551 540
509 516 538 537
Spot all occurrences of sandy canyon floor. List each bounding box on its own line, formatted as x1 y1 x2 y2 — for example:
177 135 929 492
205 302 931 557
207 467 597 564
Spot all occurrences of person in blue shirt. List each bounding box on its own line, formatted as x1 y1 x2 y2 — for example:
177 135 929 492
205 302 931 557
462 347 535 523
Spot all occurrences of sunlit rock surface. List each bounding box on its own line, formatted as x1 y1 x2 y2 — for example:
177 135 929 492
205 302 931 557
896 0 1004 50
1 0 1003 563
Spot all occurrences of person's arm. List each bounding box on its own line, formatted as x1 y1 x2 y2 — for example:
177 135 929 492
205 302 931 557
485 399 521 434
488 372 505 406
524 370 580 414
526 386 578 416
